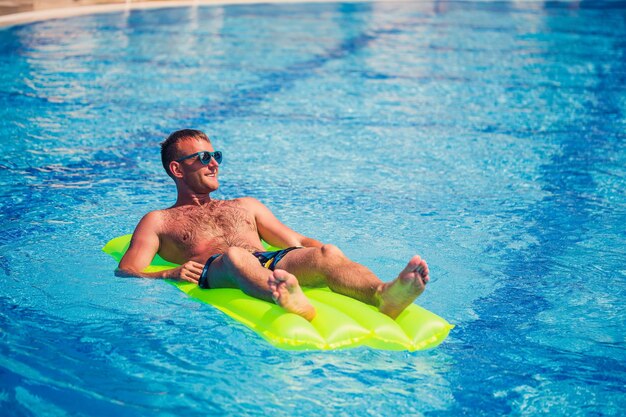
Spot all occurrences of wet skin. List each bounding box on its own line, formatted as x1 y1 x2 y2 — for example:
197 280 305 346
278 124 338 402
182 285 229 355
117 137 430 320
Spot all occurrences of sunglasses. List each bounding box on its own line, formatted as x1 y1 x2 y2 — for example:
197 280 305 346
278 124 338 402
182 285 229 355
176 151 223 165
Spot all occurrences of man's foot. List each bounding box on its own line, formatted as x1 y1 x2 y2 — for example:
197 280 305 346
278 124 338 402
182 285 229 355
377 255 430 319
268 269 316 321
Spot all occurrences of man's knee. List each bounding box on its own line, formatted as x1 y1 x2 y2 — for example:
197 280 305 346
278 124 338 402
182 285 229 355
316 244 345 265
221 246 250 269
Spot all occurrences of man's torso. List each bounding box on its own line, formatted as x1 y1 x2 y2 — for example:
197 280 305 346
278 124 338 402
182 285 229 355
156 199 263 264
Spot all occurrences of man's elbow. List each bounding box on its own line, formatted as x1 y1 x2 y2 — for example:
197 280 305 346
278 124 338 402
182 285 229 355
115 267 130 277
115 265 140 278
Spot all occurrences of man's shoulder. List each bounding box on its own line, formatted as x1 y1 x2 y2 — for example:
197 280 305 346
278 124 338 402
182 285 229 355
143 208 168 218
232 196 261 206
138 209 167 227
232 197 258 205
230 197 265 212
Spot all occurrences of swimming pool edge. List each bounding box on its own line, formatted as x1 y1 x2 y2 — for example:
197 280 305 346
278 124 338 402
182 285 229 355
0 0 409 28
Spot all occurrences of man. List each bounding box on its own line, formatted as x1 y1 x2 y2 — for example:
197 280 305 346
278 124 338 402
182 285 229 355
117 129 430 321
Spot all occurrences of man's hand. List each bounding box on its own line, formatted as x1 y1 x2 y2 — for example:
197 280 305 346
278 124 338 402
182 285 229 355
168 261 205 283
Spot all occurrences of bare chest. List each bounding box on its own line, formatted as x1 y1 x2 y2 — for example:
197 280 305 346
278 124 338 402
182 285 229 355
160 202 260 261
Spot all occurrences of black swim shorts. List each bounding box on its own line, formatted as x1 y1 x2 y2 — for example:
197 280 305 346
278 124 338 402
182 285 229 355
198 247 303 289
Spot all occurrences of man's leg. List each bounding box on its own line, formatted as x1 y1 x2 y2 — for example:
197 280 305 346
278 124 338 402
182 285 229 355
276 245 430 319
207 247 316 320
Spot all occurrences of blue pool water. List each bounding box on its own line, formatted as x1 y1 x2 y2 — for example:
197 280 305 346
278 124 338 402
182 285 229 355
1 1 625 415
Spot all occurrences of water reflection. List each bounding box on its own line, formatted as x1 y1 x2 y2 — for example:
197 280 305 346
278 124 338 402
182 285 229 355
1 2 625 416
440 1 626 414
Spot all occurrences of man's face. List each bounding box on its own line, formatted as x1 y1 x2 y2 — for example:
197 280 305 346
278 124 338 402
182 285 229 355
173 138 220 193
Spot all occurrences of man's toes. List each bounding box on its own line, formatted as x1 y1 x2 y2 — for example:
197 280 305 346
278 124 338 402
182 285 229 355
274 270 301 291
416 260 430 276
268 276 277 290
273 269 290 283
271 278 288 304
400 255 422 275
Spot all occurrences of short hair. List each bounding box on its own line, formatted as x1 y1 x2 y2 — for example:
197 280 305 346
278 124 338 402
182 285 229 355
160 129 211 178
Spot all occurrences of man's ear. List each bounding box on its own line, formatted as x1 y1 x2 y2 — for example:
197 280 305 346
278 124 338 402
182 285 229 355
169 161 184 178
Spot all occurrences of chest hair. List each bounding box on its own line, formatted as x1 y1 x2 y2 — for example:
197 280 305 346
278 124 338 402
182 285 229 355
164 200 257 249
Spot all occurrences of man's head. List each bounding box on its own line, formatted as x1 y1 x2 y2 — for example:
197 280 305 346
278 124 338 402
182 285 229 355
160 129 220 193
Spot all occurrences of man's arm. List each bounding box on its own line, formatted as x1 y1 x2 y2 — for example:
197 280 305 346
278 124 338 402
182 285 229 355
116 211 203 283
242 197 323 249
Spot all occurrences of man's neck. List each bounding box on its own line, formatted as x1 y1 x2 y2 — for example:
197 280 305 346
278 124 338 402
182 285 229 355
174 192 213 207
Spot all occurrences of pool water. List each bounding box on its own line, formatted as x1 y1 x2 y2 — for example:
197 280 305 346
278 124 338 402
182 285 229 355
1 1 625 415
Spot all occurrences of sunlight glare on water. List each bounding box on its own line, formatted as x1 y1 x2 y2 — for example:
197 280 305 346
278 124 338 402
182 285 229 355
0 1 625 416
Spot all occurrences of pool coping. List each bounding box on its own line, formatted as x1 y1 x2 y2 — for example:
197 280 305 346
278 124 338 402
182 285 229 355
0 0 393 28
